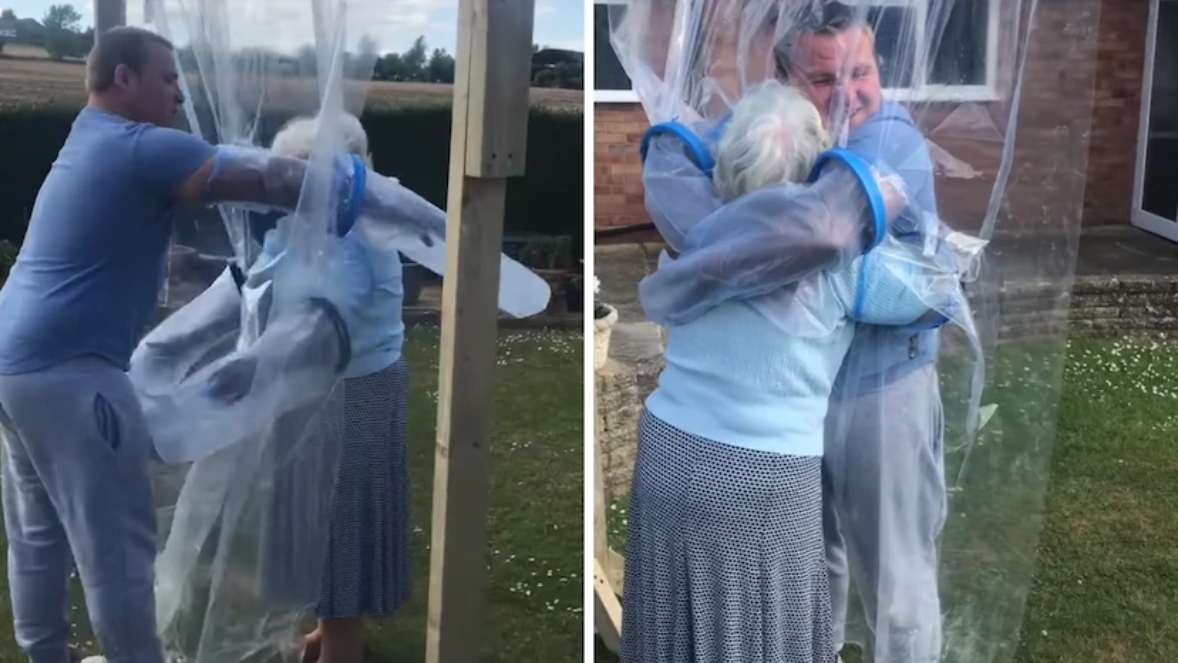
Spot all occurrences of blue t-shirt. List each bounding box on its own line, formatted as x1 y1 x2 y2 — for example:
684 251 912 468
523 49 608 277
0 107 215 374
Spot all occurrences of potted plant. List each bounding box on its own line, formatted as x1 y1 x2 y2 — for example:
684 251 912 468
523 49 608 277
594 275 618 370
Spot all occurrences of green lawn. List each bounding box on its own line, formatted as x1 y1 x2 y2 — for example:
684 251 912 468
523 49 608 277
1015 336 1178 661
600 335 1178 662
0 325 584 662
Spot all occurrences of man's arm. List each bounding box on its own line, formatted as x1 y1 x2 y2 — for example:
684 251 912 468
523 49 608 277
175 157 216 206
174 146 443 242
846 234 962 328
174 147 310 209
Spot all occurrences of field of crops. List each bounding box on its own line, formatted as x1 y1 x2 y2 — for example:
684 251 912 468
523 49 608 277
0 46 583 113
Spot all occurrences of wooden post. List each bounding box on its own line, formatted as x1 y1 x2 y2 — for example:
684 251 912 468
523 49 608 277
425 2 534 662
94 0 126 39
594 406 623 652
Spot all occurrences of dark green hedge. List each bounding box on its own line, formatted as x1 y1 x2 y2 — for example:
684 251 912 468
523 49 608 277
0 106 583 260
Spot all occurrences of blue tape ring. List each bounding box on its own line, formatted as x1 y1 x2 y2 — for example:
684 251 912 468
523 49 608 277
809 148 887 253
639 121 716 177
338 153 366 237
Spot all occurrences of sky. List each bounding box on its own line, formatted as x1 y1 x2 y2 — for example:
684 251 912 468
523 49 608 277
2 0 584 54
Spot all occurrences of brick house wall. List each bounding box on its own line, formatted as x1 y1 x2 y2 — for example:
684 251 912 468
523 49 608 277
1084 0 1147 227
594 0 1148 235
595 104 650 233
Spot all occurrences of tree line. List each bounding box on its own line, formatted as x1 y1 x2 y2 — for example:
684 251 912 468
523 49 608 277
370 36 582 89
0 6 582 90
0 5 94 60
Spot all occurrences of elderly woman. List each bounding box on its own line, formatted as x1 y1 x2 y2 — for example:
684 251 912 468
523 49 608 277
620 80 962 663
129 108 545 662
261 115 411 663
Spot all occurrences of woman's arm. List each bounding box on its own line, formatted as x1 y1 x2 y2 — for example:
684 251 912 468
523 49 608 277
638 157 899 327
844 233 964 327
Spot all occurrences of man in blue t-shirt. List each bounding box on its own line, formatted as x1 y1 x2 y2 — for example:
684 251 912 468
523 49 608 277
0 27 330 663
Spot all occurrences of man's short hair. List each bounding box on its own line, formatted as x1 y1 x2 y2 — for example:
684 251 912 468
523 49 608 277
86 26 174 93
773 1 874 78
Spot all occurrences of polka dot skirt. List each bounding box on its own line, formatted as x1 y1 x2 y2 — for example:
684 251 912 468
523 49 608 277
318 359 412 618
621 410 835 663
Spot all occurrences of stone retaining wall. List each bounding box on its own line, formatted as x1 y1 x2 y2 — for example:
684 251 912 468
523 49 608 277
995 275 1178 340
596 357 662 502
1069 276 1178 337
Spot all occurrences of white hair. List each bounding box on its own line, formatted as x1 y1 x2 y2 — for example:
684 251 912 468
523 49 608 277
271 113 372 166
713 80 830 200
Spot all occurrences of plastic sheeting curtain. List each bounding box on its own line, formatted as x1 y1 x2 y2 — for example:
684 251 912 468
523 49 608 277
609 0 1101 660
128 1 394 660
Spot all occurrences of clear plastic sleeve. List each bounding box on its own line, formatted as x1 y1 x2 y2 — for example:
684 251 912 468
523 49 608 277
129 1 408 660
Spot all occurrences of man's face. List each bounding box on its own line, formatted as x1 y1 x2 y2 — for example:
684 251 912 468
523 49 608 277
785 26 882 134
123 42 183 126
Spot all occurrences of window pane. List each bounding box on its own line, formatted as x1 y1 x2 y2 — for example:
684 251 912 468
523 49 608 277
595 3 632 91
928 0 989 86
868 5 917 89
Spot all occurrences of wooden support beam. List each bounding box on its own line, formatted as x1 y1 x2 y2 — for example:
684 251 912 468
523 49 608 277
94 0 127 39
594 408 623 653
425 2 535 662
593 389 626 586
594 399 609 563
595 558 623 654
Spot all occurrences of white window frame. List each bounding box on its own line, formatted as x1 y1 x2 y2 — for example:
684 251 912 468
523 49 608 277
593 1 640 103
595 88 641 102
877 0 1001 102
1131 0 1178 241
593 0 1000 104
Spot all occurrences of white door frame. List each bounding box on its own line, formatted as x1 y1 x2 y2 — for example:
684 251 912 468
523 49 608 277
1132 0 1178 240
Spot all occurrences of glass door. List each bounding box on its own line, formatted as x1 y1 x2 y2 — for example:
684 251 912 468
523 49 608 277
1133 0 1178 239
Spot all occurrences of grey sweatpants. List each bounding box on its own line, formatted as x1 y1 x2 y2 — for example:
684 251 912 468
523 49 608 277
0 357 163 663
823 363 946 663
